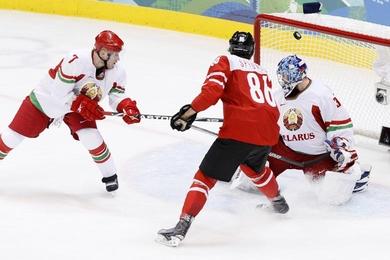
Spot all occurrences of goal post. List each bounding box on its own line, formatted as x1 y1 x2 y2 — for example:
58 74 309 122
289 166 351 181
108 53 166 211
253 13 390 139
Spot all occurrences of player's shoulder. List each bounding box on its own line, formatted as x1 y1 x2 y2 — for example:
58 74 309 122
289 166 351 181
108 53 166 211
225 54 268 74
60 49 91 67
210 54 230 66
308 79 334 97
273 87 286 106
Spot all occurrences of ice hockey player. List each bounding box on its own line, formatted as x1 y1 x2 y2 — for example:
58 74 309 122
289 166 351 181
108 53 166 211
0 30 141 192
235 55 371 205
156 31 289 247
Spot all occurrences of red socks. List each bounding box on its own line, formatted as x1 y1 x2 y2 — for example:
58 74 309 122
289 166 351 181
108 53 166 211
181 170 217 218
180 166 279 217
0 135 12 160
240 164 279 199
89 142 111 164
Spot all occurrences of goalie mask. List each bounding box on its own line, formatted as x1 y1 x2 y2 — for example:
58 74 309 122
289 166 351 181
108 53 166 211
228 31 254 59
277 55 307 97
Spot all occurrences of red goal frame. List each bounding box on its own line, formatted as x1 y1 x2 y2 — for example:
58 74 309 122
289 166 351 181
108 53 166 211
253 13 390 65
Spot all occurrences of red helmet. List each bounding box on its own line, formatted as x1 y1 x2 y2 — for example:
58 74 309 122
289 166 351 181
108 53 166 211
94 30 124 52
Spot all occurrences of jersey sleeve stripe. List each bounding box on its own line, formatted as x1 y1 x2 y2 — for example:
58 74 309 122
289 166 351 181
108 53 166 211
57 66 84 84
29 91 45 113
325 118 353 132
207 78 225 88
206 72 227 82
325 118 352 127
326 123 353 132
311 105 326 131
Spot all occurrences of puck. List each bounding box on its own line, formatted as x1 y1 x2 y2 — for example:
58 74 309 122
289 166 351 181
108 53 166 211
293 31 302 40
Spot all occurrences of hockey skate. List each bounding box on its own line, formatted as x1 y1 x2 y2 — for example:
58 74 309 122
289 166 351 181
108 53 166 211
156 214 194 247
102 174 118 192
270 195 289 214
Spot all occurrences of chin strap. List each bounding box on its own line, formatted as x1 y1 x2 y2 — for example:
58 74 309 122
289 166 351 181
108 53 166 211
94 49 108 79
95 49 111 69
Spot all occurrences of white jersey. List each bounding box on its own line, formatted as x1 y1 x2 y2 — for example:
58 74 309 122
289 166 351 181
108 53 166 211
276 79 354 155
30 49 128 118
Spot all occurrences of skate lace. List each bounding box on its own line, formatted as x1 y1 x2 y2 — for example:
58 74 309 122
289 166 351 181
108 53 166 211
174 218 191 237
272 195 285 204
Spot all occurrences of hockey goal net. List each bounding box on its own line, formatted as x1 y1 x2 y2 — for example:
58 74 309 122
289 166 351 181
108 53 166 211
254 13 390 139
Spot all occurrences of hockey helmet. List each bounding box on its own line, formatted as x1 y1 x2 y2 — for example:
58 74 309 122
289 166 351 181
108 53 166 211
94 30 124 52
276 55 307 97
228 31 254 59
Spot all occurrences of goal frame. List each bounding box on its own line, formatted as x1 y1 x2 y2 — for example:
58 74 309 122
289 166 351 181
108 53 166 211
253 13 390 65
253 13 390 139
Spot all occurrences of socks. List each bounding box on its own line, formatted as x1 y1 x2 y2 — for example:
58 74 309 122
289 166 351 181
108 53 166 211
0 128 25 160
89 142 111 164
240 164 279 199
181 169 217 218
77 128 116 178
0 135 12 160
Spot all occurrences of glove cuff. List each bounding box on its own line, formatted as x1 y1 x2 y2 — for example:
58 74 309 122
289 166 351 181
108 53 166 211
71 94 86 112
117 98 136 112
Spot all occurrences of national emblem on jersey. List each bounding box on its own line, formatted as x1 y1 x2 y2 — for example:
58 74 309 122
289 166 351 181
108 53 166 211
283 108 303 131
80 82 103 101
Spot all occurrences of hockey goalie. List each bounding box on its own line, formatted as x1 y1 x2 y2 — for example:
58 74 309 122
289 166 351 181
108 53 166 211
233 55 371 205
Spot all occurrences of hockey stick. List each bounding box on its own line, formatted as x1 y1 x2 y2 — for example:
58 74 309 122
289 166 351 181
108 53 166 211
191 125 330 168
103 111 223 122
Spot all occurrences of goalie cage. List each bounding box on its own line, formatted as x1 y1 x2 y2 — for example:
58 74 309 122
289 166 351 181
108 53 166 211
254 13 390 140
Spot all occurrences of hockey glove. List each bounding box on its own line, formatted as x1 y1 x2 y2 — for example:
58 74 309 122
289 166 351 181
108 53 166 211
117 98 141 124
71 94 105 121
170 104 197 132
324 136 358 172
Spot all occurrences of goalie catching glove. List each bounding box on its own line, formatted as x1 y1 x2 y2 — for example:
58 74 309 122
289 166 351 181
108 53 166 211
325 136 358 172
170 104 197 132
71 94 105 121
117 98 141 124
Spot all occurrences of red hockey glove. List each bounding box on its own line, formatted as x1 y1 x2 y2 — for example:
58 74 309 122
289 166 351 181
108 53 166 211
117 98 141 124
71 94 105 121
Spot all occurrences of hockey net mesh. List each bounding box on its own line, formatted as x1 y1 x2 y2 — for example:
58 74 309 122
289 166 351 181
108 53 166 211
255 14 390 139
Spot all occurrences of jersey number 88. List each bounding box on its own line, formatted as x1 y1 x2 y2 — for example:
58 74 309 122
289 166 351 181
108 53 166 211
247 72 276 107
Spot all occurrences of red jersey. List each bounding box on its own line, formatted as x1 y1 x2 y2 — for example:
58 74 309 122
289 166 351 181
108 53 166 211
191 54 280 146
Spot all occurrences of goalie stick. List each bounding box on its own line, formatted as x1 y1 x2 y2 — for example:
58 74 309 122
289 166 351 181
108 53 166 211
191 125 330 168
103 111 223 122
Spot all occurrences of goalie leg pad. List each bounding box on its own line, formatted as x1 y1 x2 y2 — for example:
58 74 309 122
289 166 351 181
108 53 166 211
230 169 258 192
353 164 371 193
317 164 361 205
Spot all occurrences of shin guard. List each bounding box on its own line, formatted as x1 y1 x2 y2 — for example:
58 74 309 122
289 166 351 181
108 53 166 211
240 165 279 199
181 170 217 217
